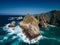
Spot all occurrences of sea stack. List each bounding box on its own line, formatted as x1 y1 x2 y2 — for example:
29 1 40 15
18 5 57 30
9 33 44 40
19 14 40 40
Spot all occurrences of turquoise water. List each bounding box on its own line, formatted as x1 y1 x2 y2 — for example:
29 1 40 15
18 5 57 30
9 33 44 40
0 15 60 45
0 26 60 45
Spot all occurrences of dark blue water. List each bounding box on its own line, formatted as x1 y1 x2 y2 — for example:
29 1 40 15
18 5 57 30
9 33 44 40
0 15 60 45
0 15 24 27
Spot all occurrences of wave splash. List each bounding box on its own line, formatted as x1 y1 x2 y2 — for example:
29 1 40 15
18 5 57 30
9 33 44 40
3 23 43 44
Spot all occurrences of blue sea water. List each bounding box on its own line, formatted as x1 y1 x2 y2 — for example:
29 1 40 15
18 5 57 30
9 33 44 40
0 15 60 45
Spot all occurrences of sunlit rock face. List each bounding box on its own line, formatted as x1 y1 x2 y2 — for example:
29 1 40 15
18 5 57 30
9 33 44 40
23 14 39 26
19 22 40 40
19 14 42 43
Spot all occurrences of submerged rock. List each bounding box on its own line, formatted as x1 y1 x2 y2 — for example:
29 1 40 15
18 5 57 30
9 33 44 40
8 21 15 27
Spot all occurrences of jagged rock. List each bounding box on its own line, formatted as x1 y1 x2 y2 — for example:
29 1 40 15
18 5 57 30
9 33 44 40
19 14 40 40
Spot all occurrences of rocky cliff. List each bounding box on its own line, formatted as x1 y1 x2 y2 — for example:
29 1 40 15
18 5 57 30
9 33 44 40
35 10 60 26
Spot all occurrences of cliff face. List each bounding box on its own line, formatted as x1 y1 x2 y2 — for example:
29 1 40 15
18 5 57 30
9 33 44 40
35 10 60 26
49 10 60 26
35 14 48 28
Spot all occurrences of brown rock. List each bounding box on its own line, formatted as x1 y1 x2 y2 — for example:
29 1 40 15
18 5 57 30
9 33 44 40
19 14 40 40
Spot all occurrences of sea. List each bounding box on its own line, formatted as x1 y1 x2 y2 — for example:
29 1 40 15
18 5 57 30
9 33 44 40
0 15 60 45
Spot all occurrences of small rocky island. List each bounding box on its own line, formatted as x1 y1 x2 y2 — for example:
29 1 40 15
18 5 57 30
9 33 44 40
19 14 40 40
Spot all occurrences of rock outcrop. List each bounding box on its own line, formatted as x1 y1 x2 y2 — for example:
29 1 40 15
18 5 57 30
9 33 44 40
19 14 40 40
35 10 60 27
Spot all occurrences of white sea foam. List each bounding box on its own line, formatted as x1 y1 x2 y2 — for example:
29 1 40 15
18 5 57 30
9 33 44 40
3 37 8 40
3 23 42 44
3 23 15 34
11 36 17 39
15 25 43 44
48 24 56 27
